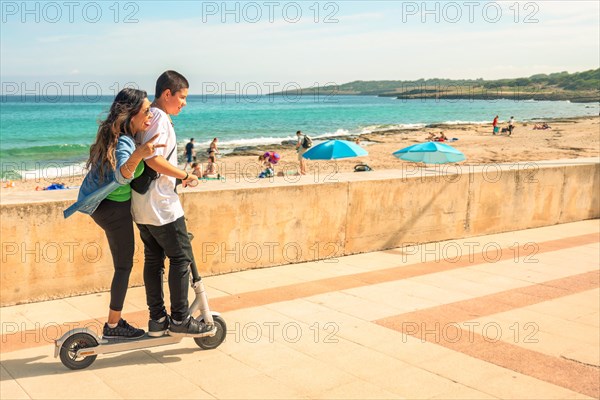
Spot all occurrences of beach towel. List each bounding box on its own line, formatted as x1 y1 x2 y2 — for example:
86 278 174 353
46 183 66 190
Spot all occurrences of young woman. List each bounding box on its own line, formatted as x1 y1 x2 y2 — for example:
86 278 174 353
64 88 163 339
208 137 219 157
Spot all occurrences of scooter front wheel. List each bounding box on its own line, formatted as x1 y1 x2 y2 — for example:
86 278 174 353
59 333 98 370
194 315 227 350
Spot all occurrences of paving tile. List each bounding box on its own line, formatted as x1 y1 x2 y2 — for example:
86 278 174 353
571 311 600 328
301 261 371 277
379 279 473 304
341 284 440 312
219 306 301 348
559 342 600 367
417 351 593 399
92 349 215 399
262 357 356 397
162 351 263 396
227 340 314 374
1 347 122 399
305 290 406 321
1 309 32 336
0 364 30 399
200 273 266 295
473 308 599 348
365 331 461 366
470 263 567 285
201 285 231 299
443 267 535 290
410 271 512 296
198 372 304 399
314 378 402 399
475 369 594 399
62 292 117 320
364 363 472 399
428 384 498 399
224 265 313 288
2 300 91 332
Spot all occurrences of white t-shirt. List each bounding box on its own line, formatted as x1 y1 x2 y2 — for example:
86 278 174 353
131 107 184 226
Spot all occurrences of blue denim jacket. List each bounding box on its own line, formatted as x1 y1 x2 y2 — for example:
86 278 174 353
64 135 137 218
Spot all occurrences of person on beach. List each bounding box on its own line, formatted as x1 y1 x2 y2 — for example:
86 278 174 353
492 115 499 135
258 152 279 178
295 130 308 175
508 116 515 136
183 138 195 170
260 151 280 166
534 122 550 130
190 162 202 177
258 155 274 178
131 70 215 338
435 132 448 142
203 154 218 178
208 137 219 157
63 88 161 339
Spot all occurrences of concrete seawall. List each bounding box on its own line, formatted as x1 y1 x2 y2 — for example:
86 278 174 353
1 158 598 306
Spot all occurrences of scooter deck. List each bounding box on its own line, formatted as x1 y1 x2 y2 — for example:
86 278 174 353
77 334 182 357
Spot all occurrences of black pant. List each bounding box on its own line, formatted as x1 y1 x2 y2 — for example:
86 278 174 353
91 199 134 312
137 217 195 321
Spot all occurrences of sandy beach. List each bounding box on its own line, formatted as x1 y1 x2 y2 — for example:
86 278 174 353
2 116 598 195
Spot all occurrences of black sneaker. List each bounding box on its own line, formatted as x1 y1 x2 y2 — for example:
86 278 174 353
148 316 169 337
103 319 145 339
168 316 216 338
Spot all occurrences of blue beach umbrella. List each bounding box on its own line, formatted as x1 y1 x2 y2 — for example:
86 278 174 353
302 140 368 160
393 142 466 164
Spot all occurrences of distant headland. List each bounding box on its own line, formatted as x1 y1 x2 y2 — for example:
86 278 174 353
272 69 599 103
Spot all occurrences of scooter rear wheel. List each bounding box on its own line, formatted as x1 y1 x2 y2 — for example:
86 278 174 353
194 315 226 350
59 333 98 370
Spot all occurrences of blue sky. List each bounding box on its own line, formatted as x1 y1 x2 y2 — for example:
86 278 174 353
1 1 599 94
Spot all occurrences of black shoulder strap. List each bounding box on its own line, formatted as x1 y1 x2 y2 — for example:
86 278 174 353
166 145 176 161
151 145 178 180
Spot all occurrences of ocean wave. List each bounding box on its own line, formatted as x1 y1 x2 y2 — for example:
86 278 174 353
360 124 426 134
0 144 89 179
0 143 89 159
188 136 298 149
439 120 490 125
313 129 351 139
182 129 353 150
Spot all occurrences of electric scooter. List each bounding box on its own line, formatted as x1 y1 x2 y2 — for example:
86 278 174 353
54 241 226 370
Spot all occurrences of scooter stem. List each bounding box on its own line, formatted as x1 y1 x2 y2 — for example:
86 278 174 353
187 234 214 325
191 278 214 325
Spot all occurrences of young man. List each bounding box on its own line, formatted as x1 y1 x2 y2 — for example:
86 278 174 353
131 70 215 338
508 116 515 136
184 138 195 170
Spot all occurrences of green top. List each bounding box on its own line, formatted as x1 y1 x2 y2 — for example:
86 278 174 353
106 162 144 202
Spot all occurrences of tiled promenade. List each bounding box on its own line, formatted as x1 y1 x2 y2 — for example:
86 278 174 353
1 220 598 399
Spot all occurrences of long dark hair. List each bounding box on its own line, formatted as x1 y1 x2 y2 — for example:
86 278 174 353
87 88 147 179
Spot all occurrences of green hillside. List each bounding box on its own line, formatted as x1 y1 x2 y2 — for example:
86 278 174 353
275 69 599 103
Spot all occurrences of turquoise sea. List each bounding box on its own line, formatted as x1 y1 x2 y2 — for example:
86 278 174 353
0 95 598 178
